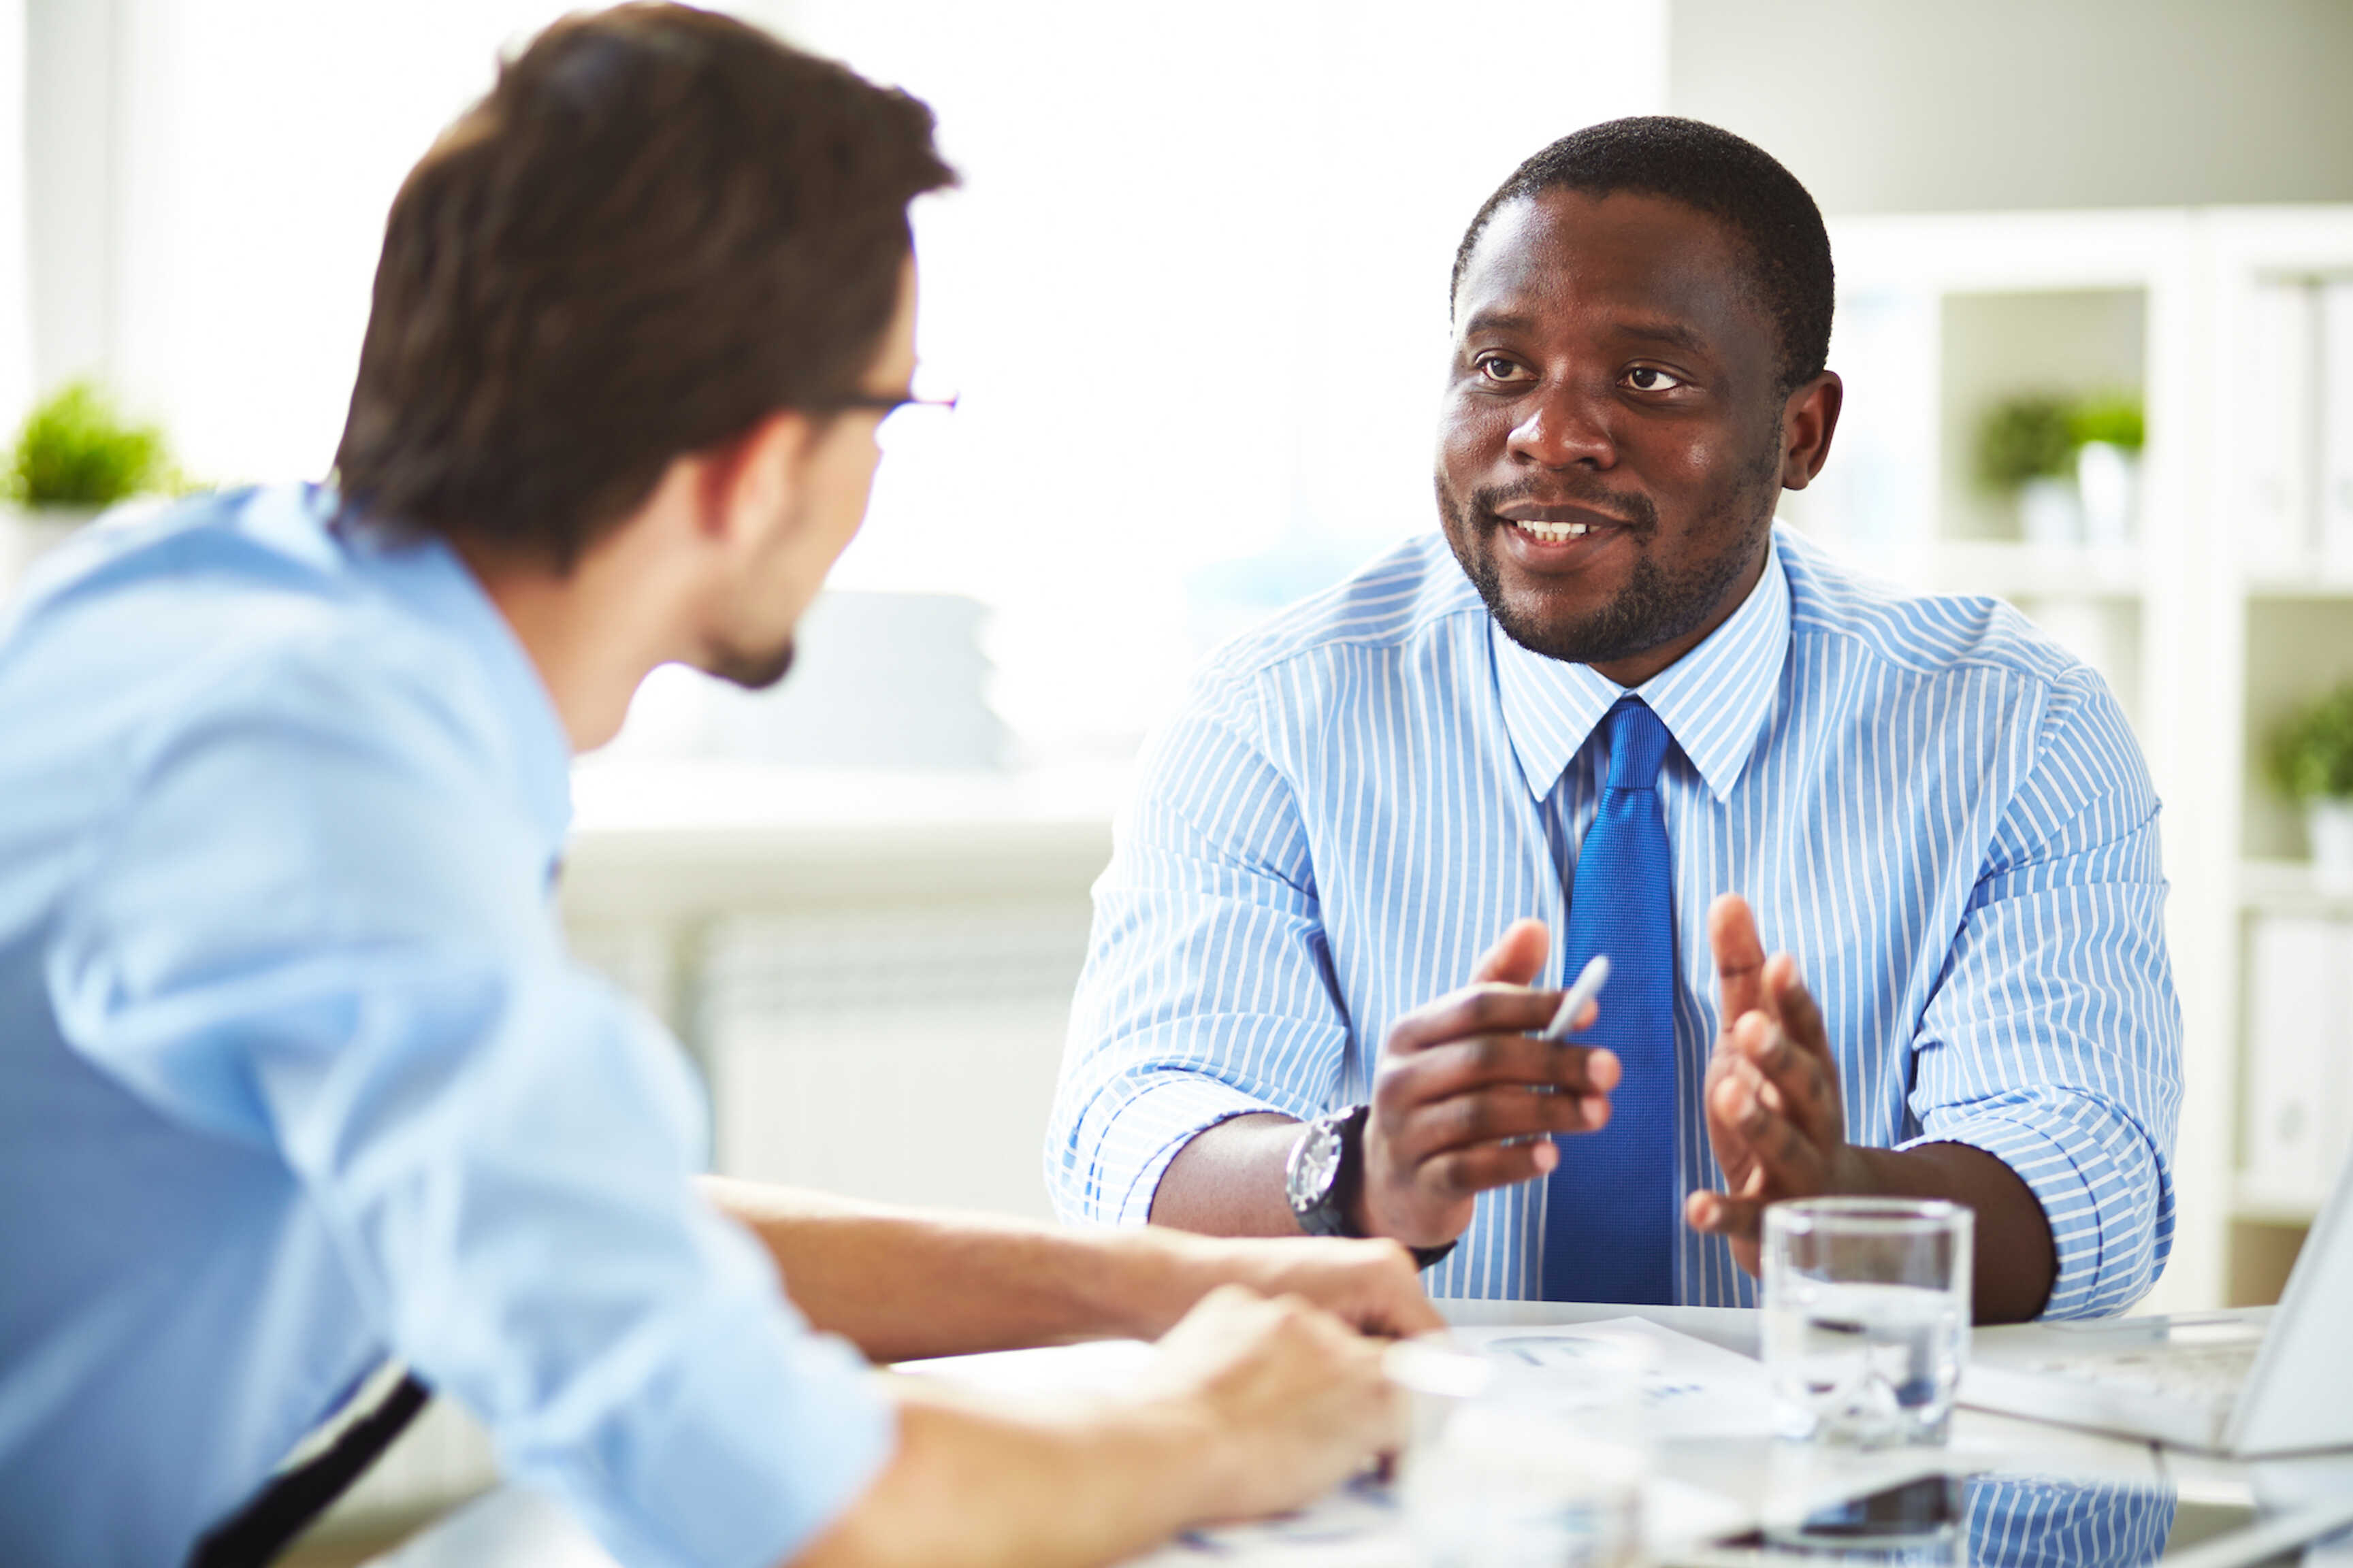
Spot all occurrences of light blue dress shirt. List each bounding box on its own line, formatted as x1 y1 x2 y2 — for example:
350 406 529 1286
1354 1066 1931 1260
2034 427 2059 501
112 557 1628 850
0 488 890 1568
1049 526 2181 1318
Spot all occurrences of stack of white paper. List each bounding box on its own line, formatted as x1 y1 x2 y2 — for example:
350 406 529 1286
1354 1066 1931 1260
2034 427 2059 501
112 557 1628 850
1441 1318 1779 1441
1133 1320 1763 1566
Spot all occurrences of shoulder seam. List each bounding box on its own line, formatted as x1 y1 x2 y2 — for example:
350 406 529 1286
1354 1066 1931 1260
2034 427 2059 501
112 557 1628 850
1214 598 1491 686
1786 602 2077 693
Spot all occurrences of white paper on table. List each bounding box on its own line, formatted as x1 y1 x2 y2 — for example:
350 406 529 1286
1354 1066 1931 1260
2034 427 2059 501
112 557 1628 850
1133 1473 1747 1566
907 1325 1759 1566
896 1336 1156 1394
1443 1316 1779 1440
1146 1475 1414 1566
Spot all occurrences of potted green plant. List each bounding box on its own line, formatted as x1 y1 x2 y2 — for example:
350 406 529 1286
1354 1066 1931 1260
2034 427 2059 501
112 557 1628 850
1974 393 2080 547
2069 393 2145 550
2270 683 2353 892
1 381 176 598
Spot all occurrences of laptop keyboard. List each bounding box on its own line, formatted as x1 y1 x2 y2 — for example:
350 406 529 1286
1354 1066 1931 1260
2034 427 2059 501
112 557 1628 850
2026 1341 2259 1401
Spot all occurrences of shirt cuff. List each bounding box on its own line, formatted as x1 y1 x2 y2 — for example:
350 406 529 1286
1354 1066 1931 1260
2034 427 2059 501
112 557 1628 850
523 1268 895 1568
1098 1075 1288 1226
1903 1097 2167 1321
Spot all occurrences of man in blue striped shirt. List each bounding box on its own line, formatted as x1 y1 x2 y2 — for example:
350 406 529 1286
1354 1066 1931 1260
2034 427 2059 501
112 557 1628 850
1048 118 2180 1322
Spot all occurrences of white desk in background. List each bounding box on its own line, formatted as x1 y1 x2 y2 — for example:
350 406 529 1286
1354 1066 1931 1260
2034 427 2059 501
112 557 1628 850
557 759 1120 1049
364 1299 2353 1568
557 760 1118 1225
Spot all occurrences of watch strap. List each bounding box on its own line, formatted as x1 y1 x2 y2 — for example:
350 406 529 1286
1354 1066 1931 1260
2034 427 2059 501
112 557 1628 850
1407 1237 1457 1271
1288 1105 1458 1271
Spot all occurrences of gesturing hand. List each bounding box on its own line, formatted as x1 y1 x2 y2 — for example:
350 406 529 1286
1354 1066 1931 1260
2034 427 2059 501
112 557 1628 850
1359 919 1619 1249
1686 893 1868 1275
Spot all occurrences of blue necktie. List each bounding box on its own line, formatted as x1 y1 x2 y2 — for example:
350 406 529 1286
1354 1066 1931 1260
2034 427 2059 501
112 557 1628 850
1541 696 1678 1303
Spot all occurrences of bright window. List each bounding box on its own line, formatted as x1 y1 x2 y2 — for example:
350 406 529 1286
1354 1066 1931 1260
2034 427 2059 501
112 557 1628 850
54 1 1666 765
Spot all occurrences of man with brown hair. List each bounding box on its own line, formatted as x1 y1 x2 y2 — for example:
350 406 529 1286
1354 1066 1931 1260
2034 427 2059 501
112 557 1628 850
0 8 1428 1567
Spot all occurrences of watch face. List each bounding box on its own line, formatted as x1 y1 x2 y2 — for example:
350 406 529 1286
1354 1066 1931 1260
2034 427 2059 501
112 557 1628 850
1288 1120 1343 1210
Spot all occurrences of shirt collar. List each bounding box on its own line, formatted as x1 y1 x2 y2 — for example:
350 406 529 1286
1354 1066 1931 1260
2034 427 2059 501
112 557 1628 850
297 487 577 858
1489 527 1791 804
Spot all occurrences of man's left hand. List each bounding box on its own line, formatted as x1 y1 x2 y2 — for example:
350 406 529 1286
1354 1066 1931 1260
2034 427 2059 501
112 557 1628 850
1686 892 1870 1275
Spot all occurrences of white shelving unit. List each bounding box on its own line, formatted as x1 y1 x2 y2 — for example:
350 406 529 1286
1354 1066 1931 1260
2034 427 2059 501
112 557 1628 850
1784 204 2353 1314
2196 210 2353 1307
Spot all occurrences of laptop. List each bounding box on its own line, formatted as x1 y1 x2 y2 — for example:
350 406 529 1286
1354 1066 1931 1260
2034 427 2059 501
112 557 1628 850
1961 1147 2353 1456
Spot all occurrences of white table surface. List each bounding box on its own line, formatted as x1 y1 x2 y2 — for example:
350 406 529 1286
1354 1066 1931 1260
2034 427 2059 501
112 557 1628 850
368 1300 2353 1568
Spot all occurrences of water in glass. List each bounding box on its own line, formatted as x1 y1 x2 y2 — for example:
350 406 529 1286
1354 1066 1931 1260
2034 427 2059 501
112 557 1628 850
1762 1198 1973 1448
1764 1277 1966 1446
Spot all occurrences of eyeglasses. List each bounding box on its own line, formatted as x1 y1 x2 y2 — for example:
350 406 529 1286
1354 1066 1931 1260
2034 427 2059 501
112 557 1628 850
823 390 960 419
820 389 959 453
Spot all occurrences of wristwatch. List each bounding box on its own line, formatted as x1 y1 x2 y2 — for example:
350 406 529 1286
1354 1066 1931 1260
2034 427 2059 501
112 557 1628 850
1284 1105 1457 1271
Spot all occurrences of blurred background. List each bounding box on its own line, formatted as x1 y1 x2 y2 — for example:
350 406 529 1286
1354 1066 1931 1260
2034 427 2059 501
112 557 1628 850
4 0 2353 1548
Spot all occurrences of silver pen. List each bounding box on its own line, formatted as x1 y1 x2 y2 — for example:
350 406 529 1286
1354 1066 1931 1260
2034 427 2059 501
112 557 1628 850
1541 953 1611 1041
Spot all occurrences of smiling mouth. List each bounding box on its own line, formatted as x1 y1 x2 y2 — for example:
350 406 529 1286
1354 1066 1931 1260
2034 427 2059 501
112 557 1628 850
1506 518 1602 544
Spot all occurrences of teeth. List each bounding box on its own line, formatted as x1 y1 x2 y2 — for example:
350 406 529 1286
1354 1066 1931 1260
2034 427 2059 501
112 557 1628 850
1512 519 1593 542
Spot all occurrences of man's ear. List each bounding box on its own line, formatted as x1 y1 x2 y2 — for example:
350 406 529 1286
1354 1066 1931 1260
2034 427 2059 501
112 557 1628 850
1779 371 1843 491
694 409 815 547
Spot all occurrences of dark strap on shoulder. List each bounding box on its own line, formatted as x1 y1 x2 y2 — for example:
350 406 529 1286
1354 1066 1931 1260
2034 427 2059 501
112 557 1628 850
189 1374 431 1568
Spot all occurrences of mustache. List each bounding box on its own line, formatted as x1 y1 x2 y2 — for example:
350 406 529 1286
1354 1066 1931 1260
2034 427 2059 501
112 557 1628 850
1474 476 1659 535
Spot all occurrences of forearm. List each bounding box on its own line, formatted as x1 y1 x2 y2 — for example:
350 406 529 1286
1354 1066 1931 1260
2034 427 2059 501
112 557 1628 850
1146 1112 1304 1236
706 1177 1211 1361
1841 1142 2055 1324
792 1378 1222 1568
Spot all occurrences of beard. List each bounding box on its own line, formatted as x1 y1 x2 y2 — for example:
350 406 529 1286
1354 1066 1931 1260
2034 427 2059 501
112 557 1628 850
706 634 797 692
1439 439 1781 668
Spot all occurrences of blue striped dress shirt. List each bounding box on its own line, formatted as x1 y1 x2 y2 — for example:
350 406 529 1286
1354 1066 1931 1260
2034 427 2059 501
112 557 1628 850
1048 525 2181 1318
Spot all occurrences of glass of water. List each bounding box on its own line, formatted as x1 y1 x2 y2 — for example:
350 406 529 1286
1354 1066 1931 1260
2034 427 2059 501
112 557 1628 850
1762 1197 1973 1448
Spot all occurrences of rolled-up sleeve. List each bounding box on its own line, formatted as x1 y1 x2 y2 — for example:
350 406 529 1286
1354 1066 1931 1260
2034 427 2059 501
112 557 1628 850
48 653 891 1568
1906 666 2182 1320
1046 665 1350 1225
1966 1475 2177 1568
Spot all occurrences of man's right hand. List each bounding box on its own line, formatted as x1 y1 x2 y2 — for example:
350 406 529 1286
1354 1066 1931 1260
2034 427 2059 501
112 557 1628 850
1143 1284 1406 1522
797 1284 1405 1567
1358 919 1619 1248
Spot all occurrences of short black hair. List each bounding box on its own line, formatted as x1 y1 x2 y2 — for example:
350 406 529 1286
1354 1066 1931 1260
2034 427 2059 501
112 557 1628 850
336 3 956 569
1450 116 1832 394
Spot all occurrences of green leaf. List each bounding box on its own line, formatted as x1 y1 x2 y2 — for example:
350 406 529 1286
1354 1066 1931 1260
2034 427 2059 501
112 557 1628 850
2270 685 2353 800
2068 393 2145 453
7 382 174 507
1973 393 2077 493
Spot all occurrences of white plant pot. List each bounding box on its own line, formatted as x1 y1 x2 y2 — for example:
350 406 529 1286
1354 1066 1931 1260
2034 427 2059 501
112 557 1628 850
1 505 98 608
2018 476 2083 549
2308 800 2353 895
2076 442 2139 549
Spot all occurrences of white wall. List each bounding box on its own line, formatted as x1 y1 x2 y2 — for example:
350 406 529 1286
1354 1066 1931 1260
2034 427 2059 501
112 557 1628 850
21 0 110 412
719 0 1670 759
1668 0 2353 215
20 0 577 479
18 1 1667 761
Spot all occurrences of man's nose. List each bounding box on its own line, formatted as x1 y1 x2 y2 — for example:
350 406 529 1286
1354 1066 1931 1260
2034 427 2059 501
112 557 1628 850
1506 380 1617 470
